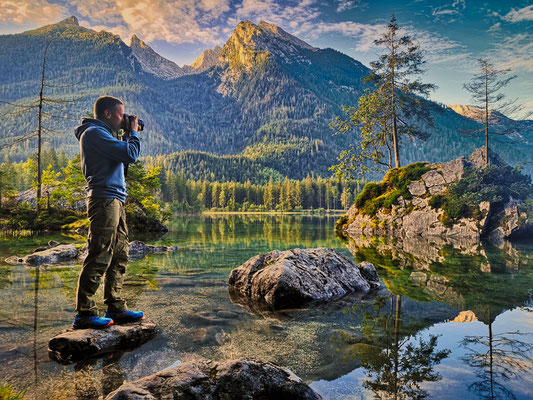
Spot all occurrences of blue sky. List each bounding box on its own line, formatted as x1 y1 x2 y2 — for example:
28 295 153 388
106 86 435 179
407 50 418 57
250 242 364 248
1 0 532 115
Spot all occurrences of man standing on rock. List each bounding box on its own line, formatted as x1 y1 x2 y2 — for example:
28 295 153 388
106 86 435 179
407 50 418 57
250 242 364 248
72 95 145 329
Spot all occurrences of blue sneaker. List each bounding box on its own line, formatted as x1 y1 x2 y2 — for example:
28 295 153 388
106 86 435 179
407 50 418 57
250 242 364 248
105 310 144 324
73 314 114 329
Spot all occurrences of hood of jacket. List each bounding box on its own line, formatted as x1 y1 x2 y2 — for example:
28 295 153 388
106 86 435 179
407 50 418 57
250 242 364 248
74 118 113 141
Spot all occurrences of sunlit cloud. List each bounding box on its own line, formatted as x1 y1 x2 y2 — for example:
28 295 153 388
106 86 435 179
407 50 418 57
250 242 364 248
431 0 466 23
502 5 533 23
69 0 226 44
0 0 66 25
228 0 321 34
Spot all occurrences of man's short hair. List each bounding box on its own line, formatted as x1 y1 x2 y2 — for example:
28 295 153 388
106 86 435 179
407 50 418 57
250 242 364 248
94 96 123 119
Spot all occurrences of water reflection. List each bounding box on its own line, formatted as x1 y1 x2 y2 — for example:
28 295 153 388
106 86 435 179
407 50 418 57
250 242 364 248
342 234 533 321
334 294 451 399
460 307 533 400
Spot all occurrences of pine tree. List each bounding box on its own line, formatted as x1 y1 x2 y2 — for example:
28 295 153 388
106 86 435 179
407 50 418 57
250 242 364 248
331 14 436 178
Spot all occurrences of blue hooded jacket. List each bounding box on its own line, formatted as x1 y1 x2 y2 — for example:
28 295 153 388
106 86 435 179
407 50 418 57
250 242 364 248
74 118 141 203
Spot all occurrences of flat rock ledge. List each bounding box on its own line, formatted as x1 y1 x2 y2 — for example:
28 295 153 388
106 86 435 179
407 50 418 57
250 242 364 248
5 240 179 265
48 320 157 364
105 358 322 400
228 248 380 310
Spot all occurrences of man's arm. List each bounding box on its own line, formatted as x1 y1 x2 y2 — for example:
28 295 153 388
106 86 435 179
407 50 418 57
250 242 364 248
83 127 141 164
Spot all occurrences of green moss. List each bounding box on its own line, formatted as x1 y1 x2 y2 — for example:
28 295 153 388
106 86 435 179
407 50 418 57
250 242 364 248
335 215 349 232
353 162 431 216
62 218 89 231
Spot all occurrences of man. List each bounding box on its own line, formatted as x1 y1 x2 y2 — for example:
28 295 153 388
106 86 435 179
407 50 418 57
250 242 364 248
73 95 144 329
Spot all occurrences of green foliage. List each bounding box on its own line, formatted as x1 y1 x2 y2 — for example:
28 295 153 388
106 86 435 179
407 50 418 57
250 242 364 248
125 162 163 219
429 165 533 221
52 153 85 208
0 384 26 400
3 202 36 230
33 208 81 230
353 162 431 216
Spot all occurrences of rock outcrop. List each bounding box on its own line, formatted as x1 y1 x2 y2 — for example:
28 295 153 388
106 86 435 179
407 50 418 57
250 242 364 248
340 147 532 241
48 320 157 364
105 358 322 400
126 201 168 233
5 240 179 265
228 248 379 310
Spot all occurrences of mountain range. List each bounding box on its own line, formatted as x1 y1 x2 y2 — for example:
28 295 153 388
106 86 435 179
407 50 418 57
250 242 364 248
0 16 531 182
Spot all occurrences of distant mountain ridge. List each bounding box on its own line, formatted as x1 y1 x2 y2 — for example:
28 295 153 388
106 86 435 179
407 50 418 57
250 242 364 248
0 16 531 182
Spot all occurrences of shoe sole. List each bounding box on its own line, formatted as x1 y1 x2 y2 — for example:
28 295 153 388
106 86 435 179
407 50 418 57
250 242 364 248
73 320 114 329
110 315 145 324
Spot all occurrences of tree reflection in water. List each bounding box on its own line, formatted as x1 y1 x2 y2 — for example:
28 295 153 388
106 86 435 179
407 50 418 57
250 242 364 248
460 307 533 400
335 294 450 399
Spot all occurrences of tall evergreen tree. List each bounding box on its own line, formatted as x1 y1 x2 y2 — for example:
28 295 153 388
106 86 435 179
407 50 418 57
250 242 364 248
331 14 436 178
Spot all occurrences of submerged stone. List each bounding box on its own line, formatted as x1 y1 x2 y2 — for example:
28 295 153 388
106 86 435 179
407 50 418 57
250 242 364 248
228 247 379 310
48 320 157 364
5 240 179 265
105 358 322 400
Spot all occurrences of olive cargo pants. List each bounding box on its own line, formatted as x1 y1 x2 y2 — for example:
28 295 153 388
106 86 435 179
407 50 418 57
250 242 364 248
75 197 129 316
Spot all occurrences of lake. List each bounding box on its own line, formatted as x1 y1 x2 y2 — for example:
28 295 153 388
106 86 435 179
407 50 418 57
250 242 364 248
0 214 532 399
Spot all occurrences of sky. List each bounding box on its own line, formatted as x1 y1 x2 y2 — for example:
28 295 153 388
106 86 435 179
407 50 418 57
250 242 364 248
1 0 532 115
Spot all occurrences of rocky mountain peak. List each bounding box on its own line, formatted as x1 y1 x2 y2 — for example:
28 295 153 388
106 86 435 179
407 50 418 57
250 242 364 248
257 21 315 50
220 20 316 70
57 16 79 26
189 45 222 71
131 34 149 49
130 34 185 80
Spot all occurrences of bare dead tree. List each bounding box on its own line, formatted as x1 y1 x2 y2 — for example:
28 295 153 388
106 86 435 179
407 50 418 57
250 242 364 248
463 59 531 167
0 38 83 213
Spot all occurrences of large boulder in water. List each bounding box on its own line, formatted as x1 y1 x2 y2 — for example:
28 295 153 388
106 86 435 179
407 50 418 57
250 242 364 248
105 358 322 400
228 248 379 310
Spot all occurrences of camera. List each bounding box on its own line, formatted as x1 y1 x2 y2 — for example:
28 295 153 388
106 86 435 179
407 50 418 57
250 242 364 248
121 114 144 132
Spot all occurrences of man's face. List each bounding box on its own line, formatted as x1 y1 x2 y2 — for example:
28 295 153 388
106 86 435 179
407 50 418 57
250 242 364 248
104 104 124 132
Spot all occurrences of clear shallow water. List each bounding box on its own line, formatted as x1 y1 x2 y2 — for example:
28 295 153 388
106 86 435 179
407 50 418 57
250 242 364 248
0 214 531 400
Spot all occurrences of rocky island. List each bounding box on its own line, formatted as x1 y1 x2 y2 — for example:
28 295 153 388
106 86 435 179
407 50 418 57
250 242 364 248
336 148 533 242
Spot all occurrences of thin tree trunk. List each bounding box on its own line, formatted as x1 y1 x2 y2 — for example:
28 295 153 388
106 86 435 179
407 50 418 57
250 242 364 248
485 72 489 167
37 40 53 213
393 294 402 399
391 44 400 168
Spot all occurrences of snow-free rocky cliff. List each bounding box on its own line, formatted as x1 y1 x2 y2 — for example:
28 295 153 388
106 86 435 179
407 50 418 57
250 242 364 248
339 147 532 241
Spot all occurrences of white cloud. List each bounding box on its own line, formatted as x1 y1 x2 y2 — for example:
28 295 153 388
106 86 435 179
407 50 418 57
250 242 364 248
502 5 533 23
0 0 65 25
304 21 384 51
336 0 366 13
488 22 501 32
302 20 469 65
488 33 533 73
431 0 466 23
